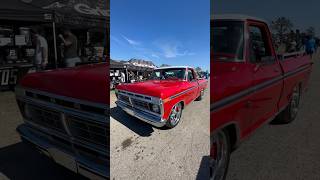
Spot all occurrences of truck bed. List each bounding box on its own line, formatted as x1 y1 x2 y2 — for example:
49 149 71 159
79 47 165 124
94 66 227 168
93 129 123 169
278 52 313 110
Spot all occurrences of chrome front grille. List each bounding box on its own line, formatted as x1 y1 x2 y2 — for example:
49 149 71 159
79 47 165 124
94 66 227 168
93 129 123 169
116 90 162 115
131 99 150 110
26 104 66 133
118 94 131 104
25 90 106 116
66 115 108 148
16 87 108 151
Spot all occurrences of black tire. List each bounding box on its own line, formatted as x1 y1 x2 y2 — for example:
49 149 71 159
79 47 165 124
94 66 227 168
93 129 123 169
210 129 231 180
275 85 301 124
165 102 183 128
196 89 204 101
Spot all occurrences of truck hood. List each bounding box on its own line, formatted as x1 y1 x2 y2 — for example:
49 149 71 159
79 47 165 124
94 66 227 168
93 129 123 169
116 80 189 99
20 63 107 104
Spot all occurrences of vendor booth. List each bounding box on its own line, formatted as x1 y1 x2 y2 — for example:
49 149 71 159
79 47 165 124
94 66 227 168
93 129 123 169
110 60 154 89
0 0 108 90
35 0 109 66
0 0 54 90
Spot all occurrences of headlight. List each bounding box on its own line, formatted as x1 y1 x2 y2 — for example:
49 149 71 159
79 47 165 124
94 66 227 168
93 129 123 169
151 104 160 113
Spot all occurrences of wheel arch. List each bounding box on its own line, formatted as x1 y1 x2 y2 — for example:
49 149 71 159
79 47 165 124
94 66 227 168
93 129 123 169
179 100 185 109
212 122 241 151
222 123 241 151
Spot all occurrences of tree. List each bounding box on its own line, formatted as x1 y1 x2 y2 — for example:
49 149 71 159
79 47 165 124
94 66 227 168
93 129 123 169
271 17 293 44
195 67 202 72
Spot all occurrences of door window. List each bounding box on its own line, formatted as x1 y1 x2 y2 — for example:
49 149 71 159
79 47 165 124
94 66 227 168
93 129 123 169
249 25 274 63
188 70 195 81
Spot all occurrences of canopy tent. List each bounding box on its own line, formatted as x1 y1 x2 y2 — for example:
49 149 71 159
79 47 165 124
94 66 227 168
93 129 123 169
0 0 108 68
31 0 109 65
0 0 54 23
110 60 154 71
0 0 108 28
26 0 108 29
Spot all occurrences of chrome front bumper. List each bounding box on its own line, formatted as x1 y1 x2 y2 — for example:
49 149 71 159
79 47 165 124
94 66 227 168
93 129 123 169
17 124 108 179
116 100 166 127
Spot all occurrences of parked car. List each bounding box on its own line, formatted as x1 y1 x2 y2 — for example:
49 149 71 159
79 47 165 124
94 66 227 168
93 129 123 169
115 66 208 128
210 14 313 180
15 63 108 179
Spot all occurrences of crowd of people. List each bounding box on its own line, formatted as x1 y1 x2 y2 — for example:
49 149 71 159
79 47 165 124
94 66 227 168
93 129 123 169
275 29 319 58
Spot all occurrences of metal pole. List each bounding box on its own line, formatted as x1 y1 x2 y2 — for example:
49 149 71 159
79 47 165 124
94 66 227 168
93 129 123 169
52 21 58 69
125 67 128 83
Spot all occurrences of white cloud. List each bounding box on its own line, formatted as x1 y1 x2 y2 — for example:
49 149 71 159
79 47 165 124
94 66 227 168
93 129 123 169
111 35 125 46
121 35 141 45
153 39 195 58
151 53 160 58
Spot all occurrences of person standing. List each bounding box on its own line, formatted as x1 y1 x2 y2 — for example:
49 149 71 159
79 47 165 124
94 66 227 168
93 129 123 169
31 28 48 71
58 29 81 67
295 29 302 51
305 35 316 58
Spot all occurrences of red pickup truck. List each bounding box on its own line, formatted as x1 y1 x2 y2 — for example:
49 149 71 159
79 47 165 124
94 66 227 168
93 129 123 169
15 63 108 179
210 15 313 180
115 66 208 128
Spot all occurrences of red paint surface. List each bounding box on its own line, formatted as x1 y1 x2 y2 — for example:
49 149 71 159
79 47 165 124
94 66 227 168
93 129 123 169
20 63 108 104
210 18 313 153
116 68 208 120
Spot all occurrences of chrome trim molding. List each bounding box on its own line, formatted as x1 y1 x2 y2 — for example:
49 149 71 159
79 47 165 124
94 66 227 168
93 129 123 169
17 124 108 179
170 86 197 100
116 101 166 127
116 90 163 117
211 64 311 112
16 86 107 110
169 81 208 100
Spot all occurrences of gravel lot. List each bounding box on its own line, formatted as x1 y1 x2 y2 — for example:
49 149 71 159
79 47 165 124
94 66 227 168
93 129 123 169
0 92 87 180
110 85 210 180
226 52 320 180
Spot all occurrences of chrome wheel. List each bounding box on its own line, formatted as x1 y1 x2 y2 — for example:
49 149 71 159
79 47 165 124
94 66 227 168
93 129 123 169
169 103 182 126
290 86 300 119
210 131 230 180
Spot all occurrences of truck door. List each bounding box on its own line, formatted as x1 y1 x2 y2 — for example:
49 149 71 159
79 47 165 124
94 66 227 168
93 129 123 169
247 22 283 126
187 68 198 103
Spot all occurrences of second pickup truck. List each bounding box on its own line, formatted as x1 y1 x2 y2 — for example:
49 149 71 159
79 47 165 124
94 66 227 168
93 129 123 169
115 66 208 128
210 14 313 180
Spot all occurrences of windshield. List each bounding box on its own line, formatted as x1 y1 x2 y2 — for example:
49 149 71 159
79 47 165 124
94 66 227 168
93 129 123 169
150 68 186 80
211 20 244 61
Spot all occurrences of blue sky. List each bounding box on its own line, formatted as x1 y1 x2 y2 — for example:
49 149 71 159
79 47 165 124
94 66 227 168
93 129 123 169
110 0 210 71
213 0 320 35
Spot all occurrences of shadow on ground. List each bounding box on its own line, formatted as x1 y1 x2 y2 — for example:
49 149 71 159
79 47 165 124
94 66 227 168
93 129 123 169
0 142 87 180
196 156 210 180
110 107 157 137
